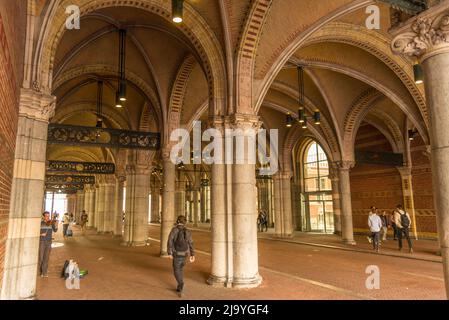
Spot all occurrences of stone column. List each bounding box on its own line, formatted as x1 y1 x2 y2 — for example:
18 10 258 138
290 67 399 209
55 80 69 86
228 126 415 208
76 191 85 223
208 122 229 286
175 177 186 217
87 186 97 228
122 164 150 246
200 184 206 223
205 184 211 222
82 187 91 219
330 163 342 235
114 176 125 236
392 6 449 296
192 188 200 227
273 172 294 238
150 185 160 223
67 194 76 217
338 161 356 244
230 116 261 288
1 89 55 300
95 183 106 232
160 153 176 256
103 178 116 233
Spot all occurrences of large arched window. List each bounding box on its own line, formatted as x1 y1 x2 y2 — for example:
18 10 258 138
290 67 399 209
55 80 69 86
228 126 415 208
301 141 334 233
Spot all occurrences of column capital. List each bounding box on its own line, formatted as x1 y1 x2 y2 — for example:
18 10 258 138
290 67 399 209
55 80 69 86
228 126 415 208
226 113 261 131
391 4 449 61
335 161 356 171
19 88 56 122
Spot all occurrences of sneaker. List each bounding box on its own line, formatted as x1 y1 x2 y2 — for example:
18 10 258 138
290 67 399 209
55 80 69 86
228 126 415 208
367 236 372 244
42 274 48 278
409 248 414 254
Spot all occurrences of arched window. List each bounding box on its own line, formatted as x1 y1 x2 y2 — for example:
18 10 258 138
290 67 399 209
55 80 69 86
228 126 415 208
301 141 334 233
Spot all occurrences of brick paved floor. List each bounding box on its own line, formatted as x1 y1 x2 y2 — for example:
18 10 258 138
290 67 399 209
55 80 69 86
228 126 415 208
35 225 446 300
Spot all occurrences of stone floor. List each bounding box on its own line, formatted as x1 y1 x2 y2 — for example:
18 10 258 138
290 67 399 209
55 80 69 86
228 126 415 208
36 225 446 300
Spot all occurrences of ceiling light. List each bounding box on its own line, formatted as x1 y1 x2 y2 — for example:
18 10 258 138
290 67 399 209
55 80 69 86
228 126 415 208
413 63 424 84
286 113 293 128
172 0 184 23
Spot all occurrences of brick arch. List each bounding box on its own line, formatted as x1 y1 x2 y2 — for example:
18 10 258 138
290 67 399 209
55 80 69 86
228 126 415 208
303 22 428 132
267 81 340 156
53 64 162 131
166 55 197 143
34 0 226 116
52 101 130 130
253 1 372 113
260 101 338 173
235 0 273 114
366 109 405 154
343 88 384 160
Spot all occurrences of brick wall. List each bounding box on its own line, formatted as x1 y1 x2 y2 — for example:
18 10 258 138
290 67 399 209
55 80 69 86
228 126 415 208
0 0 26 290
410 135 436 236
349 123 437 237
350 123 405 233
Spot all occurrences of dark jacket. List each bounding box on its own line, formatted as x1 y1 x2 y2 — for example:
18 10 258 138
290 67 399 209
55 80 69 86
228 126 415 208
167 225 195 257
380 215 390 227
40 219 58 242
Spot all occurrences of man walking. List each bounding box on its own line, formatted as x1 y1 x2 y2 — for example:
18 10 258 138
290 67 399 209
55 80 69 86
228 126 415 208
38 211 58 277
368 208 383 252
366 206 377 244
80 210 88 233
394 204 413 253
62 212 70 238
380 211 390 241
167 215 195 297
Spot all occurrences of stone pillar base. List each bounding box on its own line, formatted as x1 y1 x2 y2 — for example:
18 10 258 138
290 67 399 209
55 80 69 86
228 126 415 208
273 234 294 239
120 240 147 247
207 274 262 289
343 239 357 245
160 251 170 258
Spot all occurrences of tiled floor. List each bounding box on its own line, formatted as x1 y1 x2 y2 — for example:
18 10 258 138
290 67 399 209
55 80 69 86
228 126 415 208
36 225 446 300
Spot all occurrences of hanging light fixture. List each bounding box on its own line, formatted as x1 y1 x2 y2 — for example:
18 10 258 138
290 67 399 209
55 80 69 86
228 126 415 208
313 109 321 125
116 29 127 105
413 62 424 84
408 129 418 141
301 117 308 129
297 66 305 123
172 0 184 23
286 113 293 128
96 80 104 129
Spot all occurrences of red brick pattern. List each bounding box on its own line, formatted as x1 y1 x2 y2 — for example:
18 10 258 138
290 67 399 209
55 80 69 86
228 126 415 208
0 6 22 289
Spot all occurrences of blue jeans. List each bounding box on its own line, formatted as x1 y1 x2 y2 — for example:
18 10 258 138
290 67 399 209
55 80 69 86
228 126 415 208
371 232 380 250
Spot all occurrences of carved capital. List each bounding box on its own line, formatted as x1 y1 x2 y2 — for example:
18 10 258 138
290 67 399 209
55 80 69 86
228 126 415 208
19 88 56 122
336 161 356 171
391 7 449 59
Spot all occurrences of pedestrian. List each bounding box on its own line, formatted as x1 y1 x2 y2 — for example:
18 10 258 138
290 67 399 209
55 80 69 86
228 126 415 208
366 206 377 244
393 204 413 253
390 210 398 240
167 215 195 297
257 211 264 232
380 210 390 241
38 211 58 277
262 211 268 232
368 208 383 252
62 212 70 237
80 210 88 232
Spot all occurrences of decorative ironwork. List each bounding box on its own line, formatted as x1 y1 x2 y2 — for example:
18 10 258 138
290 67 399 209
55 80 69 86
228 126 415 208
47 124 160 150
46 175 96 185
47 161 115 174
380 0 428 15
45 183 84 191
355 151 404 167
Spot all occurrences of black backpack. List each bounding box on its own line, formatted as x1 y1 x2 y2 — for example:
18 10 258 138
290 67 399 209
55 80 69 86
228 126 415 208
174 228 189 252
400 212 410 228
61 260 70 279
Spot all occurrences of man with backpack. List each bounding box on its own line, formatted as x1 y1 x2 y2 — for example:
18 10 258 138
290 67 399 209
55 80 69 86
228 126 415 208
167 215 195 297
393 204 413 253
